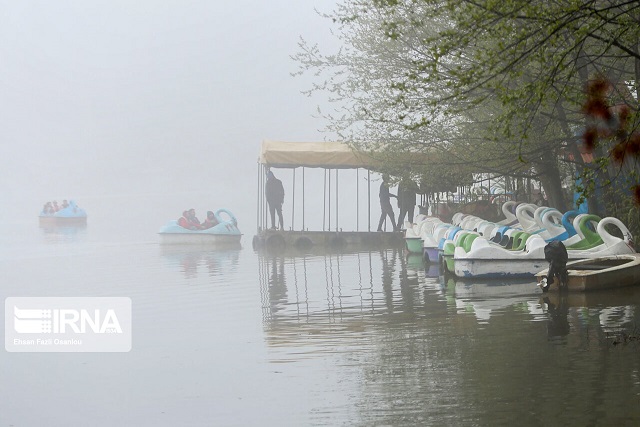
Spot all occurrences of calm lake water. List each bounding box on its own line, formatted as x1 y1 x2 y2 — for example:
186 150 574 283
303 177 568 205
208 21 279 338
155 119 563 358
1 217 640 426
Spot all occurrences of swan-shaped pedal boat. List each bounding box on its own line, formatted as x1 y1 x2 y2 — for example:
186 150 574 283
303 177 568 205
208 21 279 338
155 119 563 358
158 208 242 245
405 217 442 254
39 201 87 224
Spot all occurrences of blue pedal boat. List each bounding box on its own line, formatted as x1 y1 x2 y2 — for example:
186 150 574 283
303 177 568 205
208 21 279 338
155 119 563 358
39 201 87 225
158 208 242 245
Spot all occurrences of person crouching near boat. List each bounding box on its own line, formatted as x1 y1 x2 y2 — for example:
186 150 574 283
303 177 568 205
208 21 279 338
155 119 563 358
539 241 569 292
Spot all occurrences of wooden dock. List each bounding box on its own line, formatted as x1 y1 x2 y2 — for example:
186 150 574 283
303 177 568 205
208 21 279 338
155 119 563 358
252 229 404 251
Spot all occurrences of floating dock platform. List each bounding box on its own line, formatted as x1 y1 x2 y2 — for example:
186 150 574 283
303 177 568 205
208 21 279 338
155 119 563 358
252 230 404 251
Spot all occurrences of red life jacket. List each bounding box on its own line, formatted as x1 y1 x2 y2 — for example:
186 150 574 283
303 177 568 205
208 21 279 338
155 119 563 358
178 217 191 229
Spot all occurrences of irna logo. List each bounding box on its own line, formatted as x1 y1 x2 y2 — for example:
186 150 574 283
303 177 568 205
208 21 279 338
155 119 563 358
5 297 131 353
13 307 123 334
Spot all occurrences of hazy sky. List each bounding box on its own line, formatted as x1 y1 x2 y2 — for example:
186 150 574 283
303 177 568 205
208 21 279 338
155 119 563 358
1 0 366 233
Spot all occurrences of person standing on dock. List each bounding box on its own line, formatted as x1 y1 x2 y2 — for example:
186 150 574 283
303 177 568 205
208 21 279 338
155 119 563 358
266 170 285 230
377 175 398 232
397 177 418 227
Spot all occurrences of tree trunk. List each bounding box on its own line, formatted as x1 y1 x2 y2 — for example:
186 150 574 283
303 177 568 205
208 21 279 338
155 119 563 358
536 151 568 212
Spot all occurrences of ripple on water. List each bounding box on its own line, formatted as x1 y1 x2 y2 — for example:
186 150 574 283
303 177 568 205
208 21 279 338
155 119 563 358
3 233 640 426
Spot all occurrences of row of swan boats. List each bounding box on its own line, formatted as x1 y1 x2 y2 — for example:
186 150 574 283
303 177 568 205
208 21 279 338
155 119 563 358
404 200 639 290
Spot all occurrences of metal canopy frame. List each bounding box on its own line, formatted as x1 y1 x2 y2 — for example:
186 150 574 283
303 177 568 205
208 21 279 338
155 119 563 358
257 141 382 233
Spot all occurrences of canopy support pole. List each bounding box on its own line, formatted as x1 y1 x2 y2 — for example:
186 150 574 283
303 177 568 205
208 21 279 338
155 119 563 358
291 169 296 231
264 165 268 229
356 169 359 232
328 168 331 232
302 167 305 231
367 170 371 232
335 169 339 231
256 162 260 232
259 164 265 231
323 169 327 231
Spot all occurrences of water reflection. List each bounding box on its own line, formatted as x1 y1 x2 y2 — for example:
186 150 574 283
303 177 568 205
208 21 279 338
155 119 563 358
260 247 640 348
39 223 87 244
451 278 544 323
391 252 439 278
451 274 640 344
266 257 288 314
539 294 571 341
254 248 640 424
160 245 240 279
258 248 447 349
539 288 640 343
380 249 397 312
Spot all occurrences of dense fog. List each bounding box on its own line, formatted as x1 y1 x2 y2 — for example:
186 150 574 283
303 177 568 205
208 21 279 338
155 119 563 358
0 0 377 239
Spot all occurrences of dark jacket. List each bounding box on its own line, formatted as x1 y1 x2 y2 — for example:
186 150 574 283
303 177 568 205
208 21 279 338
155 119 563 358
266 176 285 205
398 180 417 208
379 182 395 206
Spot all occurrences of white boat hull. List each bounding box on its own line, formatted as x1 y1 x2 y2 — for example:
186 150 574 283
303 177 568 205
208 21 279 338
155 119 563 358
455 258 547 279
159 233 241 245
158 210 242 246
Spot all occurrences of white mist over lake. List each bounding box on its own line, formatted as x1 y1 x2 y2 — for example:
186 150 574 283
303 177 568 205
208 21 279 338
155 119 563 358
0 0 347 232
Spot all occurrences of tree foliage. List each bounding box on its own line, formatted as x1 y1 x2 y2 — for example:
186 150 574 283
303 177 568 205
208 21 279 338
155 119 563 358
293 0 640 212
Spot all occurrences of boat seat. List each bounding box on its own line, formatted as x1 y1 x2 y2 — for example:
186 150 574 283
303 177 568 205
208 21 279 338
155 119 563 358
492 226 510 244
510 232 531 251
566 214 603 250
504 235 514 249
460 233 480 253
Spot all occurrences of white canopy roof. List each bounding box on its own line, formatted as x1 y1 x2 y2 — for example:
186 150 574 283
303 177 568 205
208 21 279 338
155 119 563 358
259 140 378 169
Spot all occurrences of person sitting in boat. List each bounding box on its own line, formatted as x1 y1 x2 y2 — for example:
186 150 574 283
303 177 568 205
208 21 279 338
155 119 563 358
52 201 60 212
61 199 69 209
201 211 219 229
178 211 198 230
42 202 54 215
187 208 203 229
